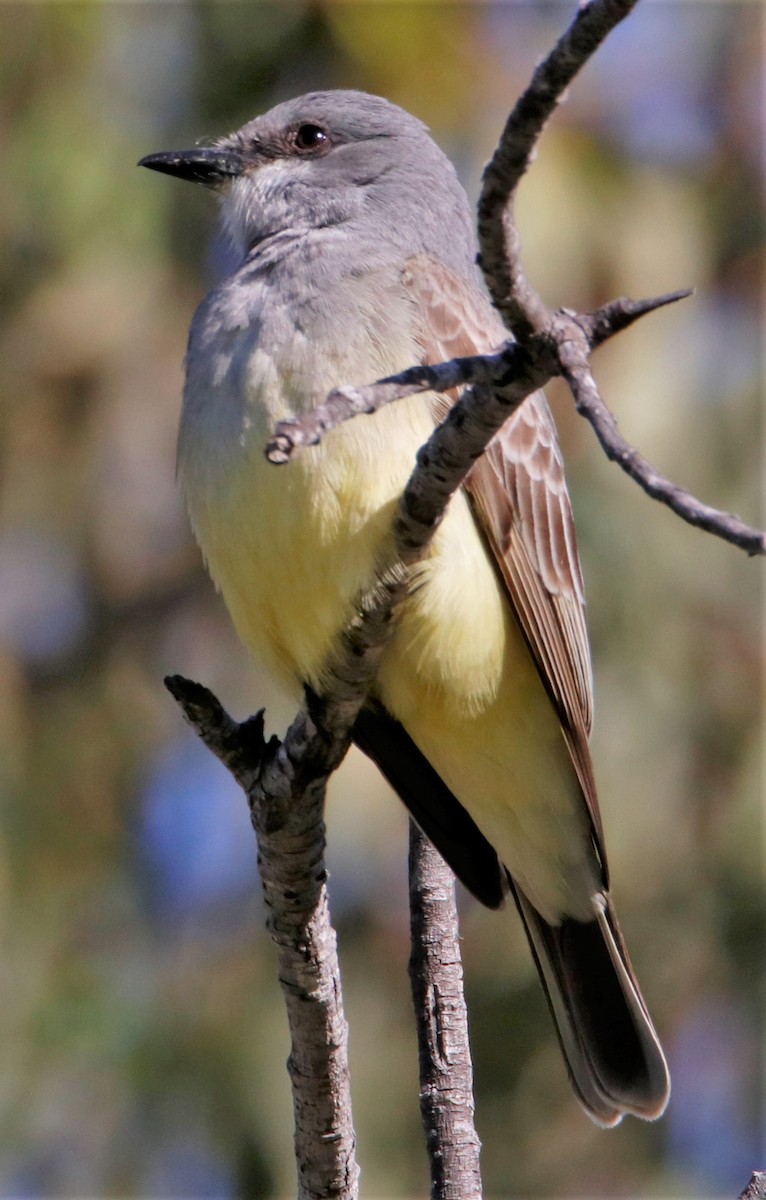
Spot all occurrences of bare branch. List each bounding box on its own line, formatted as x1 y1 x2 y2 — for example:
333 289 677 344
738 1173 766 1200
554 313 766 556
473 0 763 557
265 348 522 466
266 290 686 468
408 824 482 1200
164 675 271 794
477 0 641 337
169 303 559 1195
585 289 695 346
267 283 763 556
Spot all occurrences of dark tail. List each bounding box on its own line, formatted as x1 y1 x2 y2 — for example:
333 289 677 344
509 877 670 1126
352 703 670 1126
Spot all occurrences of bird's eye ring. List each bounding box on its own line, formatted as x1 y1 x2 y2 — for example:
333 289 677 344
293 124 329 152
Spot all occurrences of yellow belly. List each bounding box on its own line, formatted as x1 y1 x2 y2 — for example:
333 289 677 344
181 390 592 922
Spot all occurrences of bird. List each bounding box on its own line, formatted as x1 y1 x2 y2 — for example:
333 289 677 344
140 89 670 1127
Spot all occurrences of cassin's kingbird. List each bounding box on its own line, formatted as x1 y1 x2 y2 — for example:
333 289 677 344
140 91 670 1126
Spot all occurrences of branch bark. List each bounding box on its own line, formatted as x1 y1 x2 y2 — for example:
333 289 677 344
272 288 766 556
737 1173 766 1200
408 824 482 1200
477 0 643 337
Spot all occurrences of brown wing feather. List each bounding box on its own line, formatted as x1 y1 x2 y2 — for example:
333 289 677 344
403 253 604 857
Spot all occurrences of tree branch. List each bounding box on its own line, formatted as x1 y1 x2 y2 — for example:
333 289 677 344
476 0 764 554
408 824 482 1200
556 313 766 555
477 0 642 338
266 291 686 467
737 1172 766 1200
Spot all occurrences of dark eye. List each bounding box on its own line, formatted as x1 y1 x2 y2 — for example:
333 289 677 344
293 124 328 152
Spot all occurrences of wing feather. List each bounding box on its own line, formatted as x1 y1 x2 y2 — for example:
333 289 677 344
403 253 603 856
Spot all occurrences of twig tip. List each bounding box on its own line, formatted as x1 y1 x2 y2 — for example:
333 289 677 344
164 673 223 721
265 433 294 465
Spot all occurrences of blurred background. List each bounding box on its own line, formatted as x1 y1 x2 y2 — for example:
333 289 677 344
0 2 762 1197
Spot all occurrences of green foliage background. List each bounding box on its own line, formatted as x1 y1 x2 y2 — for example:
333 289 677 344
0 3 761 1197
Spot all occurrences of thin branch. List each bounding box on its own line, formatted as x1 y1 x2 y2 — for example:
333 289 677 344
477 0 641 337
408 824 482 1200
553 311 766 556
738 1173 766 1200
266 291 685 468
269 290 766 556
585 289 695 347
266 347 521 466
474 0 764 556
268 285 763 556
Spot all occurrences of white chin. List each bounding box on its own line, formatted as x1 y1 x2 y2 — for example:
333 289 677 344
218 163 294 258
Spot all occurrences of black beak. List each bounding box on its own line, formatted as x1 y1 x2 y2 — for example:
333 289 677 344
138 147 245 187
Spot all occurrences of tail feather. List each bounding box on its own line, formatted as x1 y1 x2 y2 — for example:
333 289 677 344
352 703 670 1126
509 876 670 1126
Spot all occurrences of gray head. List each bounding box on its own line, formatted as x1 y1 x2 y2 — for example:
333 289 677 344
140 90 477 279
